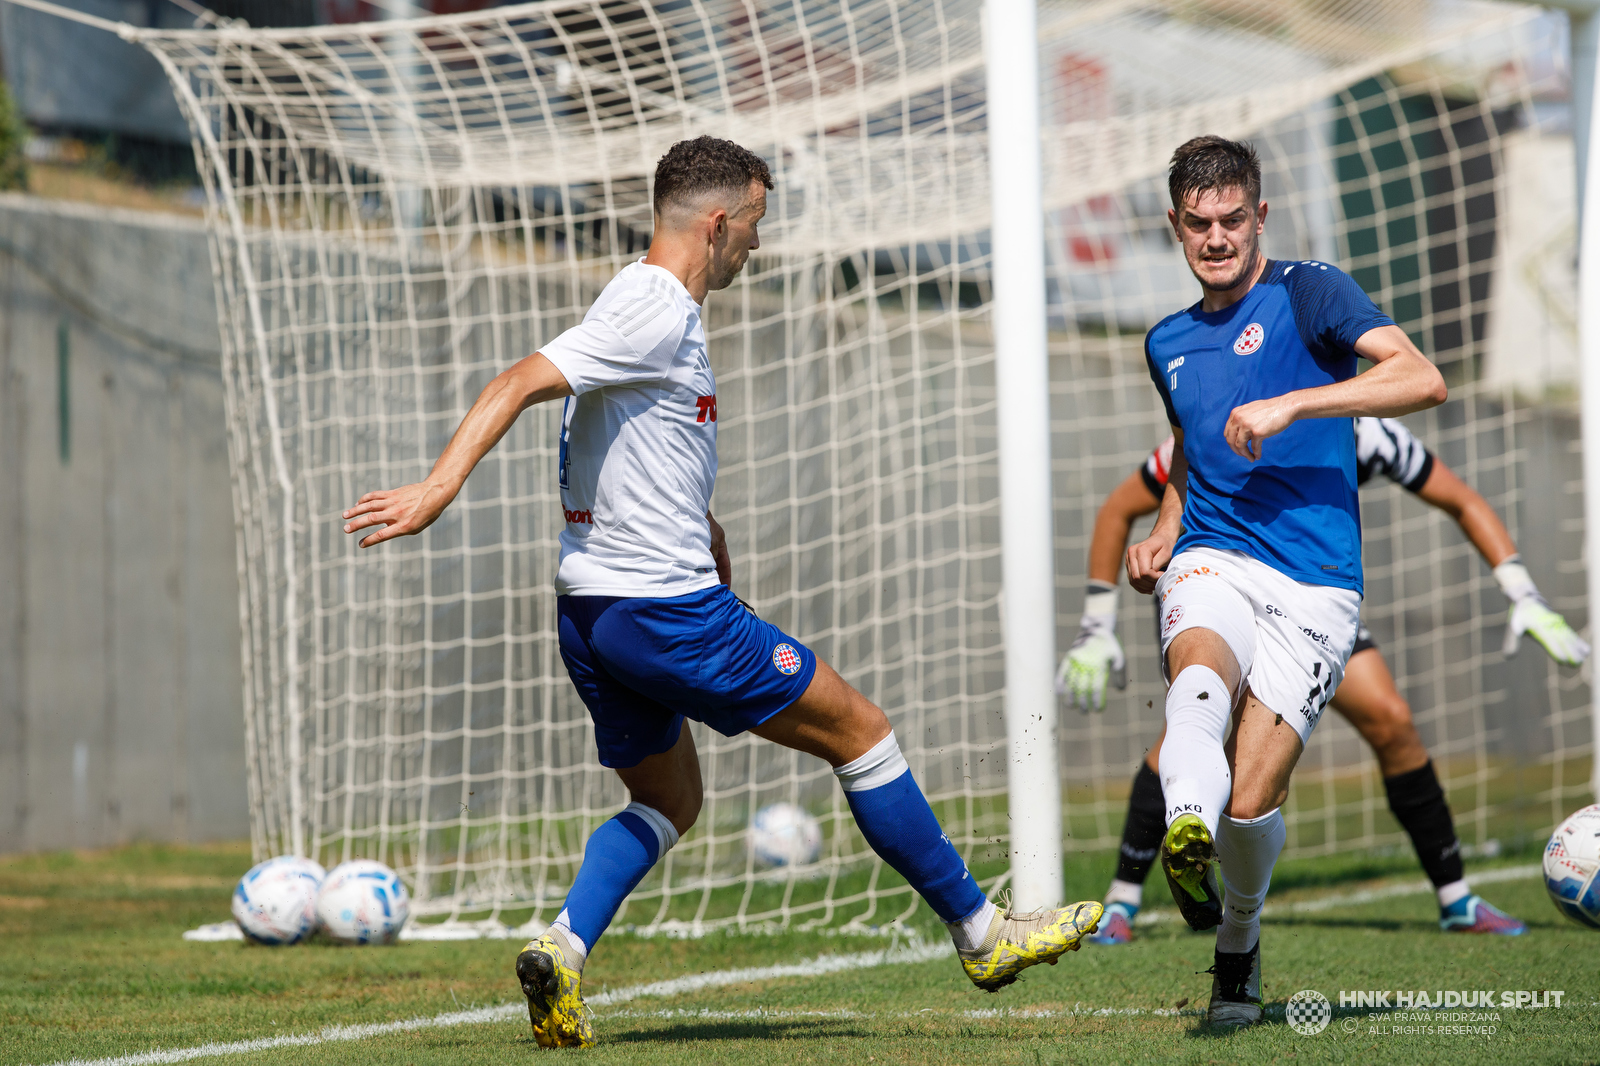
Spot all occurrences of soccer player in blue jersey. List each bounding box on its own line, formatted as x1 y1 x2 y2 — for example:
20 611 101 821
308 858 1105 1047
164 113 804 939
1063 420 1589 946
342 137 1101 1048
1124 136 1448 1028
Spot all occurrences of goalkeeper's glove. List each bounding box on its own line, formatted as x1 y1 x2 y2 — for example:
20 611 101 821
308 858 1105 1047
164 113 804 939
1055 583 1127 713
1495 557 1591 667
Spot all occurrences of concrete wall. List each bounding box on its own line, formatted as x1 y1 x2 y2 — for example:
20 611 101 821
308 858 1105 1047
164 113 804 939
0 1 195 144
0 193 246 853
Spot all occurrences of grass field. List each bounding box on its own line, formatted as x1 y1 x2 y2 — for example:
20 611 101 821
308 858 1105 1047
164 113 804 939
3 842 1596 1066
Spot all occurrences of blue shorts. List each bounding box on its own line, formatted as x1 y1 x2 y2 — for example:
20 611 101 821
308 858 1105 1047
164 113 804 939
557 583 819 769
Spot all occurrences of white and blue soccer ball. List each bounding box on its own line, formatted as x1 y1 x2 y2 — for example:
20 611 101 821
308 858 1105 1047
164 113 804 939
315 860 410 944
1544 803 1600 930
750 802 822 868
231 855 326 945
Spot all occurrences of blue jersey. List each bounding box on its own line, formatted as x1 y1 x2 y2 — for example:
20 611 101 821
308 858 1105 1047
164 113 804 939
1145 259 1395 594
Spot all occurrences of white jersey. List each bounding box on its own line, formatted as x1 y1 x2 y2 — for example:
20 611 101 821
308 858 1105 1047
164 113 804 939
540 260 720 597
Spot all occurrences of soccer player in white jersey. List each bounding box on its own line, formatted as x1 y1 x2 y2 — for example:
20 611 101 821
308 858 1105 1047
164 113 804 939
342 137 1101 1048
1124 136 1447 1028
1061 418 1588 945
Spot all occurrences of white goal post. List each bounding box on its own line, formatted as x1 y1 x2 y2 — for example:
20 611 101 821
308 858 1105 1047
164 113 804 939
14 0 1585 929
986 0 1062 912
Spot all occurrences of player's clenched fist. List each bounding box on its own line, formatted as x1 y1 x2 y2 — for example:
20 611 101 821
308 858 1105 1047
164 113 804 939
1224 395 1297 460
1126 529 1174 595
343 480 459 548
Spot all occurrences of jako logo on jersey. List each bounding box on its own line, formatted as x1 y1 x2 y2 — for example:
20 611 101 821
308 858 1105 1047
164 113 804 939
1233 322 1264 355
695 394 718 423
563 508 593 524
772 643 802 675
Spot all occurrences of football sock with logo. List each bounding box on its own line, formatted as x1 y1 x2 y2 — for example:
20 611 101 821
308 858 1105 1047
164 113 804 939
1214 808 1285 954
836 733 988 927
553 801 680 965
1114 762 1167 888
1383 760 1466 904
1158 665 1233 836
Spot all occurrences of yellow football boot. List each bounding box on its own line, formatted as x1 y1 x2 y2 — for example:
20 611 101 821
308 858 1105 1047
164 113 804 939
1161 813 1223 931
958 898 1103 992
515 932 594 1048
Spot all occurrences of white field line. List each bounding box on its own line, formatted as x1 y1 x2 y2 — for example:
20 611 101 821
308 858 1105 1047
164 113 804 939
32 941 953 1066
36 1005 525 1066
585 940 952 1006
1135 862 1541 925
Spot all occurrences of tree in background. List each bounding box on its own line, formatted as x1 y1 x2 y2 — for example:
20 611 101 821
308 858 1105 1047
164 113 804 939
0 76 26 192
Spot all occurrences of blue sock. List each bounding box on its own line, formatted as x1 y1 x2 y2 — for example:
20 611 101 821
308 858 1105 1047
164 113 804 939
837 735 986 923
555 803 679 953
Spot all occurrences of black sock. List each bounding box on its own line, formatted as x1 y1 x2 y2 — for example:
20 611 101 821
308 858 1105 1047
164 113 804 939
1384 760 1463 890
1115 762 1167 885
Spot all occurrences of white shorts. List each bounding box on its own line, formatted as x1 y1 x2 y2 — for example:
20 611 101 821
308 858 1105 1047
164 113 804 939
1154 546 1361 744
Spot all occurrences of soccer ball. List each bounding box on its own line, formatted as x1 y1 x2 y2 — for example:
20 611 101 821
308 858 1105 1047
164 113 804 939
750 802 822 867
315 860 411 944
1544 804 1600 929
231 855 326 945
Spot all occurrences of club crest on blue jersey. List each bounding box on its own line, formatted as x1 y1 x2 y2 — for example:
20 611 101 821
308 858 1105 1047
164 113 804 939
772 643 802 675
1233 322 1264 355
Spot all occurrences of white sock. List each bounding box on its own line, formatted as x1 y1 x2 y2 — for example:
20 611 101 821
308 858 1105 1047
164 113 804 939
550 910 589 967
1436 879 1471 908
1158 665 1233 836
946 899 998 951
622 801 682 855
1105 878 1143 909
1214 808 1285 954
833 732 910 792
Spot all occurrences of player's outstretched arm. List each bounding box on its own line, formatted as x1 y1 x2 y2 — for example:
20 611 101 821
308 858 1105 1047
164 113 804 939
343 352 573 548
1415 458 1591 666
1088 472 1164 585
1224 325 1446 460
1058 471 1161 710
1127 429 1186 594
1413 459 1515 568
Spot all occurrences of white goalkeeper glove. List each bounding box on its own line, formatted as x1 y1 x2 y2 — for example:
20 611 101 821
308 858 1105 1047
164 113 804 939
1055 583 1127 713
1495 557 1591 667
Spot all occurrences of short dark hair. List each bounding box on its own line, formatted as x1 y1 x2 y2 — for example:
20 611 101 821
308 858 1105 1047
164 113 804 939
1167 136 1261 211
653 136 773 216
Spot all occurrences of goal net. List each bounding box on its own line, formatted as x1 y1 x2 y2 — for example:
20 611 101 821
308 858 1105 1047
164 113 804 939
131 0 1588 929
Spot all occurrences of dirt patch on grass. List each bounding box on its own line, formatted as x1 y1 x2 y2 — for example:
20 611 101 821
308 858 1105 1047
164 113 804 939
0 896 47 909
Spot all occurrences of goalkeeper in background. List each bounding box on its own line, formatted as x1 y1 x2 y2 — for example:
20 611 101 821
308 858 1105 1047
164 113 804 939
1060 417 1588 945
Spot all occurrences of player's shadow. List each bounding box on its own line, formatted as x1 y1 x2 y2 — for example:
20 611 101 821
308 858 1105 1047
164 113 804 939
1262 914 1420 933
604 1018 874 1043
1181 1003 1366 1040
